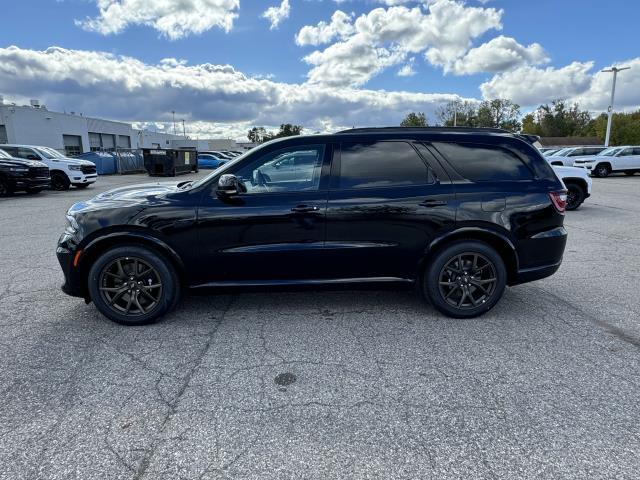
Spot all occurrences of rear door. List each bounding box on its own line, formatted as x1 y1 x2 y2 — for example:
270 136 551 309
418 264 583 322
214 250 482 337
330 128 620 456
617 148 635 170
323 140 456 280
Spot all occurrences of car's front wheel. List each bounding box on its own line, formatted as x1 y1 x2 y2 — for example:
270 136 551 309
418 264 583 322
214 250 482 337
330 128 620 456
423 241 507 319
0 176 13 196
51 172 71 191
88 246 180 325
593 163 611 178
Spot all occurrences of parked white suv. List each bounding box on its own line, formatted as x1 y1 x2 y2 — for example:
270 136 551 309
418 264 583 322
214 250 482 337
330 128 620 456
553 165 593 210
573 146 640 177
545 146 607 166
0 144 97 190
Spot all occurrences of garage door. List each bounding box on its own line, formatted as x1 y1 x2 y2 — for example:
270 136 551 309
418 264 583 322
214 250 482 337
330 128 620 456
63 134 83 157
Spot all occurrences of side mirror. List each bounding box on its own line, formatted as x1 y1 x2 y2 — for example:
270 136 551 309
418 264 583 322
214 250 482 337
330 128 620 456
217 174 246 197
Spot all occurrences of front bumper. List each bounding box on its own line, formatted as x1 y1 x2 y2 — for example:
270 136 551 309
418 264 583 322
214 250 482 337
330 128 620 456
71 174 98 185
11 176 51 190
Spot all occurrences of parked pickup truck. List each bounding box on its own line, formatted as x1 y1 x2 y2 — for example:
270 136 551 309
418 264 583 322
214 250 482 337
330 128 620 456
0 148 50 195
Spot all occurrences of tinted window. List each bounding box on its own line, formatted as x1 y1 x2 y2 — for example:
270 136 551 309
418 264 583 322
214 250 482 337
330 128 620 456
633 148 640 155
339 141 430 189
584 147 605 155
620 148 634 156
234 145 325 194
434 142 533 181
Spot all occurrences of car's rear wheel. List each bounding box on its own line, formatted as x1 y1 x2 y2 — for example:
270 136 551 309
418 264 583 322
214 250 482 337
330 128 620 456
51 172 71 191
594 163 611 178
88 246 180 326
565 183 585 211
423 241 507 319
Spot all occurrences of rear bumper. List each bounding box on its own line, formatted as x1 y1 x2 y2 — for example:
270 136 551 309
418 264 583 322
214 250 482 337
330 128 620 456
511 226 567 285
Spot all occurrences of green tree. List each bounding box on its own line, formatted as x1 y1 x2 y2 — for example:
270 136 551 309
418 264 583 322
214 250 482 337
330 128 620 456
522 100 592 137
270 124 303 139
435 101 477 127
476 99 521 131
588 111 640 145
400 112 428 127
247 126 267 143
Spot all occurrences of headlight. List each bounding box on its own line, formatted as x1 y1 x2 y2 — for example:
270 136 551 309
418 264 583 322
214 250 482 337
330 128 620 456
68 165 83 171
65 214 79 234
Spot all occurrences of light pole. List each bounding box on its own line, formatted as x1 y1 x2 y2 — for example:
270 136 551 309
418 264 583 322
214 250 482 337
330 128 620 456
602 66 630 147
181 119 186 138
171 110 177 135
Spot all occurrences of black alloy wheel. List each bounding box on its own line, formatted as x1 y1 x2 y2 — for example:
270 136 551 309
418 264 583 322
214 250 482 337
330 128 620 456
51 172 71 191
88 246 180 325
98 257 163 317
438 253 498 310
565 183 585 211
424 241 507 319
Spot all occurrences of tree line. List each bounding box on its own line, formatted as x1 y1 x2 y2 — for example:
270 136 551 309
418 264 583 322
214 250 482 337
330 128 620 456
400 99 640 145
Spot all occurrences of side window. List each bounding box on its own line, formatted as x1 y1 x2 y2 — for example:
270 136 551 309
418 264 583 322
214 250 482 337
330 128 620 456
1 147 17 157
620 148 634 156
633 148 640 155
17 148 40 160
338 141 431 189
433 142 533 181
234 145 325 194
568 148 583 157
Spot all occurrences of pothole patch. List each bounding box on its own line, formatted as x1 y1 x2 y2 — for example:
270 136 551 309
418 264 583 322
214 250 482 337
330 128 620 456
274 372 297 387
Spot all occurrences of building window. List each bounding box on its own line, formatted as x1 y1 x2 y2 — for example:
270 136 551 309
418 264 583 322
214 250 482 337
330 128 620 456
63 135 83 157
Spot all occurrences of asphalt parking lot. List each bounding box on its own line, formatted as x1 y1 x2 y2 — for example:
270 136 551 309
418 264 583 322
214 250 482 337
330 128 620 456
1 172 639 479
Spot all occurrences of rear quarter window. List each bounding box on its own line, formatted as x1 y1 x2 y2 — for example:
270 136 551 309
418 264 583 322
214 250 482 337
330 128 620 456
433 142 534 181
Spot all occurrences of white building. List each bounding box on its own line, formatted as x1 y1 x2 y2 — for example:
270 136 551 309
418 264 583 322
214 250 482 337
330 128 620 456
0 98 241 155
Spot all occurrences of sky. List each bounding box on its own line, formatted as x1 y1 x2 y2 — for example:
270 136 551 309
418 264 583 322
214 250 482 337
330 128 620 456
0 0 638 140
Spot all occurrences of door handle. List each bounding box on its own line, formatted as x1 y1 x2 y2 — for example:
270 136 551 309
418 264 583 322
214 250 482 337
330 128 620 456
291 205 320 213
420 199 447 208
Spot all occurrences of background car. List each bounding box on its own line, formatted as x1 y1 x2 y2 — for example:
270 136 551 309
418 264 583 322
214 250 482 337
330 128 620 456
197 153 228 170
552 165 592 210
0 148 50 195
573 146 640 177
545 146 607 166
0 144 97 190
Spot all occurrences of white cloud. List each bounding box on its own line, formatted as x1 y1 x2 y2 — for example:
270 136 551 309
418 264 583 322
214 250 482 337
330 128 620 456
262 0 291 30
397 58 416 77
0 46 468 139
296 0 504 86
295 10 355 46
450 35 548 75
76 0 240 39
480 61 595 106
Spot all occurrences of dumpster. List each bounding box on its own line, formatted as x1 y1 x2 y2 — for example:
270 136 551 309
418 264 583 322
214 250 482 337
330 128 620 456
76 151 116 175
142 149 198 176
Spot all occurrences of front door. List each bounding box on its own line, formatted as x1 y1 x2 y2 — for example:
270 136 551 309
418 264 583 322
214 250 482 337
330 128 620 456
323 140 456 280
195 143 331 285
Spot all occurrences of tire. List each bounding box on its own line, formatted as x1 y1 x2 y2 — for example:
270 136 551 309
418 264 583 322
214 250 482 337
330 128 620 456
624 171 636 176
87 246 180 326
565 183 585 211
0 176 13 196
423 241 507 319
51 172 71 191
75 184 91 189
594 163 611 178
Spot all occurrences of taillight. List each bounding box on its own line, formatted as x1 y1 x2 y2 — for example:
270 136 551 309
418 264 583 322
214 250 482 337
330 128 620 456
549 190 567 214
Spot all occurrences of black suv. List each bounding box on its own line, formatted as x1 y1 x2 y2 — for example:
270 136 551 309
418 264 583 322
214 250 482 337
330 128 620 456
0 148 50 195
57 128 568 325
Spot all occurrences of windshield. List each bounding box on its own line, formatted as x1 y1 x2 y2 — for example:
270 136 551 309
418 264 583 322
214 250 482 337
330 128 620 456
601 147 622 156
35 146 65 159
0 149 10 159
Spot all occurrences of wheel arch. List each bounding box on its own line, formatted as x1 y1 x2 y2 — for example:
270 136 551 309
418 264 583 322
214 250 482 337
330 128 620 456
420 227 519 285
77 231 186 297
562 177 588 192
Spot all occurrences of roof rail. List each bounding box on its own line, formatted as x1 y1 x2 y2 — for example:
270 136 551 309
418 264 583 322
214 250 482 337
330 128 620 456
336 126 512 135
